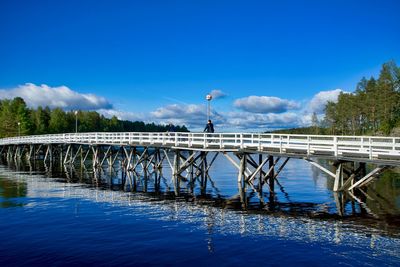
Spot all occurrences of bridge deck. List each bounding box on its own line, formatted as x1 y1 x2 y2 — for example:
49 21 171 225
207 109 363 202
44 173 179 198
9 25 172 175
1 132 399 166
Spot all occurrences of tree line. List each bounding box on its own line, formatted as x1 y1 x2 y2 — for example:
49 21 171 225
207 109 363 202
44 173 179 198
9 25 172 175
274 61 400 136
0 97 188 137
322 61 399 136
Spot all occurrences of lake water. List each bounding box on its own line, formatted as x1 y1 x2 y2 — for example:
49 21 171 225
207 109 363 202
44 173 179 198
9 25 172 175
0 154 399 266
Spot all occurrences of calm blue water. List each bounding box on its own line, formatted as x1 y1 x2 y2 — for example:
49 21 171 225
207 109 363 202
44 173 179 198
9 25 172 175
0 155 399 266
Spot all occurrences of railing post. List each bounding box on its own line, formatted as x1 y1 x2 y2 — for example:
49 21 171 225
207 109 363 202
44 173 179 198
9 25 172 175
333 136 338 157
307 136 310 155
240 133 244 149
369 137 373 159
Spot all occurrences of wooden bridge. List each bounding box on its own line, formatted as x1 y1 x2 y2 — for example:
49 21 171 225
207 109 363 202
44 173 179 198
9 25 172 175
0 132 399 193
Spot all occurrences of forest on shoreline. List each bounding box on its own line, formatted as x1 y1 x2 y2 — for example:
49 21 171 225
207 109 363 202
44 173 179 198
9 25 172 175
0 98 188 138
275 61 400 136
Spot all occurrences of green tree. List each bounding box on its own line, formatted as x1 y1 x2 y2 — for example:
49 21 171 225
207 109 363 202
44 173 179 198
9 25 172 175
311 112 319 134
0 99 16 137
31 106 51 134
49 108 71 133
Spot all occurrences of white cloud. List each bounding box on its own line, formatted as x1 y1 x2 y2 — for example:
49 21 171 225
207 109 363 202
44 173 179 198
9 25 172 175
0 83 112 110
97 109 145 122
209 89 227 99
308 89 346 113
221 111 301 130
234 96 300 113
151 104 208 127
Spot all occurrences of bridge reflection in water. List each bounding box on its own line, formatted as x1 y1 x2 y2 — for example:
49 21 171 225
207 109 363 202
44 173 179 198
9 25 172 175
0 160 399 257
2 149 399 235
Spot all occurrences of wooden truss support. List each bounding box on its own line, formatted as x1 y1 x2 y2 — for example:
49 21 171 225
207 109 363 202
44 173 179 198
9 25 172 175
247 156 271 182
64 145 71 164
163 149 174 171
131 147 148 171
83 146 92 164
223 153 252 178
306 159 336 179
348 166 387 191
100 146 112 166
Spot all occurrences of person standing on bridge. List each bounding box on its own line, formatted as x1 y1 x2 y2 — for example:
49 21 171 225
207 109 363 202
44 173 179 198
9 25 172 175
204 120 214 133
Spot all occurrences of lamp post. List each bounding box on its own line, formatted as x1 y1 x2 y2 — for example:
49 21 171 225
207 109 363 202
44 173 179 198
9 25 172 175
17 122 21 137
74 110 78 133
206 94 212 121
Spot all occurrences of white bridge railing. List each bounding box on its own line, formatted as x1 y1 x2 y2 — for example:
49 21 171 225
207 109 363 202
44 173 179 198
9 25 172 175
0 132 399 162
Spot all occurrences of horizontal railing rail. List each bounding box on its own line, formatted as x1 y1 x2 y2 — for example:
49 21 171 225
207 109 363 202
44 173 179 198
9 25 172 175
0 132 399 162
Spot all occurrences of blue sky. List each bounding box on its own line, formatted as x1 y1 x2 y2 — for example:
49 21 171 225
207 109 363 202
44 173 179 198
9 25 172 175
0 0 399 131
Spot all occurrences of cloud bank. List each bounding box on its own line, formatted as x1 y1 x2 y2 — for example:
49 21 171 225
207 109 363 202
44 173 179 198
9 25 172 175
0 83 113 110
0 82 350 131
234 96 300 113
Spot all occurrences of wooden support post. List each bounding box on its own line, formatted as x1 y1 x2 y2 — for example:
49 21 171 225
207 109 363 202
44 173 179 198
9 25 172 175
189 151 195 186
173 150 180 176
238 153 247 186
80 145 84 166
49 145 53 165
70 145 73 164
60 145 63 166
173 149 181 195
199 151 208 194
333 163 343 192
268 155 275 193
108 148 113 168
258 154 263 191
27 145 33 161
